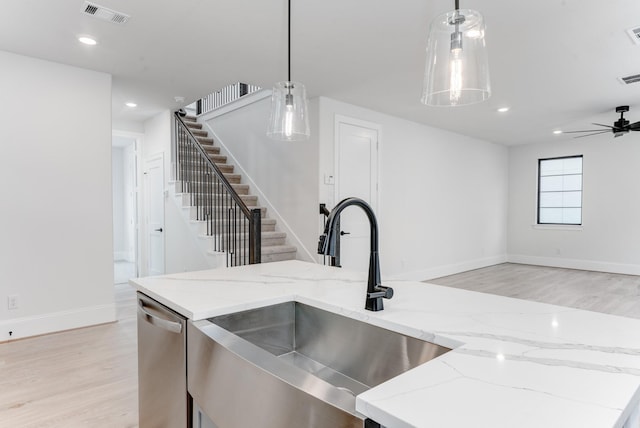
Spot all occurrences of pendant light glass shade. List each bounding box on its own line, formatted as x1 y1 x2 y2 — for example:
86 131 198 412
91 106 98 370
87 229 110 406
422 9 490 107
267 81 310 141
267 0 310 141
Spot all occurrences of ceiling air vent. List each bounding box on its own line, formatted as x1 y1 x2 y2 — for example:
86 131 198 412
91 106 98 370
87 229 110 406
626 26 640 45
619 73 640 85
82 1 130 24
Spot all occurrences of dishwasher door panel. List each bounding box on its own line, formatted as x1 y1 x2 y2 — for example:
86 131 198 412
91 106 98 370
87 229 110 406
137 293 188 428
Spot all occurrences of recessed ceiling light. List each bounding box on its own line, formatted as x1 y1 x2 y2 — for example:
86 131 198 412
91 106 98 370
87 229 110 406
78 36 97 45
125 102 137 108
497 107 510 113
553 130 563 135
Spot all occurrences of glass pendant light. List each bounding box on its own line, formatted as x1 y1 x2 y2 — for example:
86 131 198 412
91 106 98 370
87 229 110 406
421 0 490 107
267 0 310 141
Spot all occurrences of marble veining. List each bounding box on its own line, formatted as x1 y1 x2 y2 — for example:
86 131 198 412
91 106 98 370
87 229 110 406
437 359 624 412
131 260 640 428
439 331 640 356
453 347 640 377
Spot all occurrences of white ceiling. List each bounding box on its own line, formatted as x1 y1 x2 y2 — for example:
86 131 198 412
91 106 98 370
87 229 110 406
2 0 640 145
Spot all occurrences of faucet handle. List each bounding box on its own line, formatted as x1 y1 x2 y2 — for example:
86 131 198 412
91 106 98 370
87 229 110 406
378 285 394 299
368 285 394 300
317 234 327 254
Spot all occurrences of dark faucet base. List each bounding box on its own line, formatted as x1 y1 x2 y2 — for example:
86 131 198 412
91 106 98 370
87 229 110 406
365 297 385 311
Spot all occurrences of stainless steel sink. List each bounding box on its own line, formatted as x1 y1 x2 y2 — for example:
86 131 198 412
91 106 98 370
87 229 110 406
188 301 450 428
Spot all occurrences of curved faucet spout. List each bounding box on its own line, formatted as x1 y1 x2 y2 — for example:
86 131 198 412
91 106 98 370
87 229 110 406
318 197 393 311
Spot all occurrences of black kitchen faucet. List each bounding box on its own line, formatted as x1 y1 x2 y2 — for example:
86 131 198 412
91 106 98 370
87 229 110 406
318 197 393 311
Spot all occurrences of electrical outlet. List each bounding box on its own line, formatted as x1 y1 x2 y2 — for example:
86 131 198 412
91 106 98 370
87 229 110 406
7 295 19 310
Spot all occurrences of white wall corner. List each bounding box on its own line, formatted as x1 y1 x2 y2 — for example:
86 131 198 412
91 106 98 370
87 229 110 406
0 304 117 342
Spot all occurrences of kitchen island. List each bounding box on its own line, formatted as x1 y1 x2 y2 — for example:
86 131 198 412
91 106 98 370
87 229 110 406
131 260 640 428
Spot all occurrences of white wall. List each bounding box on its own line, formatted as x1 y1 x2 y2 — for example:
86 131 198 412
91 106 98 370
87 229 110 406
318 97 509 280
113 119 145 134
508 135 640 274
0 51 115 340
165 191 214 273
202 92 320 261
140 110 213 275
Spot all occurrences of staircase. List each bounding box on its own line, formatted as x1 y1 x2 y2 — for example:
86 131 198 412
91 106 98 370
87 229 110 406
174 115 297 264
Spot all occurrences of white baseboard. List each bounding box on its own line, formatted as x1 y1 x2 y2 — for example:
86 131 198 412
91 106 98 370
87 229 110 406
389 255 508 282
507 254 640 276
0 303 117 342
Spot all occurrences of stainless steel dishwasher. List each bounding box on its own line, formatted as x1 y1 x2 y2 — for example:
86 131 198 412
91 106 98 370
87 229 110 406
137 292 189 428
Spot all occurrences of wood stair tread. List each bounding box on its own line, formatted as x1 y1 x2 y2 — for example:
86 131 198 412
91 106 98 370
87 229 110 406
261 245 297 255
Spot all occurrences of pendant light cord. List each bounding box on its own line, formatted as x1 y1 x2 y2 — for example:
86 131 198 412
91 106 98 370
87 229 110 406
288 0 291 82
454 0 459 10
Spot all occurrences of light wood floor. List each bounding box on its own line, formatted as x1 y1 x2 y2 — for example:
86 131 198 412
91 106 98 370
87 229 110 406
2 263 640 428
0 283 138 428
431 263 640 319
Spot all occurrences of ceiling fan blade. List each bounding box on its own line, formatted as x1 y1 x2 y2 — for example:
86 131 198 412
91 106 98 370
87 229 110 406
630 121 640 131
592 123 615 129
563 129 611 134
572 130 611 139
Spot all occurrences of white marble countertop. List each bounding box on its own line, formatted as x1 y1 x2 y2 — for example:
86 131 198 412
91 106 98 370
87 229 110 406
131 260 640 428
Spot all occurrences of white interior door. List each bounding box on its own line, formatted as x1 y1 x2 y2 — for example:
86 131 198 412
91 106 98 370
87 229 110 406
145 154 165 276
335 117 379 272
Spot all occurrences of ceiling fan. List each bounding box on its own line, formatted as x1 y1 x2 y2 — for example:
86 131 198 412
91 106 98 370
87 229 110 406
563 106 640 138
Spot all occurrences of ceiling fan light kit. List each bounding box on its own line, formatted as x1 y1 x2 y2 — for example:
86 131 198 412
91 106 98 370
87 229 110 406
267 0 310 141
421 0 491 107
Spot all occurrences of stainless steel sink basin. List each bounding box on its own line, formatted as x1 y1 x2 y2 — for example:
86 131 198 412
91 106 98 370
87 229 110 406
188 301 450 428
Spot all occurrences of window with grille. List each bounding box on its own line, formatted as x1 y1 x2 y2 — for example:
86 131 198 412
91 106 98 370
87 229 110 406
537 155 583 225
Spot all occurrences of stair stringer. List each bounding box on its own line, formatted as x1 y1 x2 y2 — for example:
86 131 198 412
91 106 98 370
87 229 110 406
201 124 317 263
168 180 227 268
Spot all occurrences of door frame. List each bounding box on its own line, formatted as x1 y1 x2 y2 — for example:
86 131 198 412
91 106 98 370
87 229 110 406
333 115 381 271
333 114 381 212
144 152 165 277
